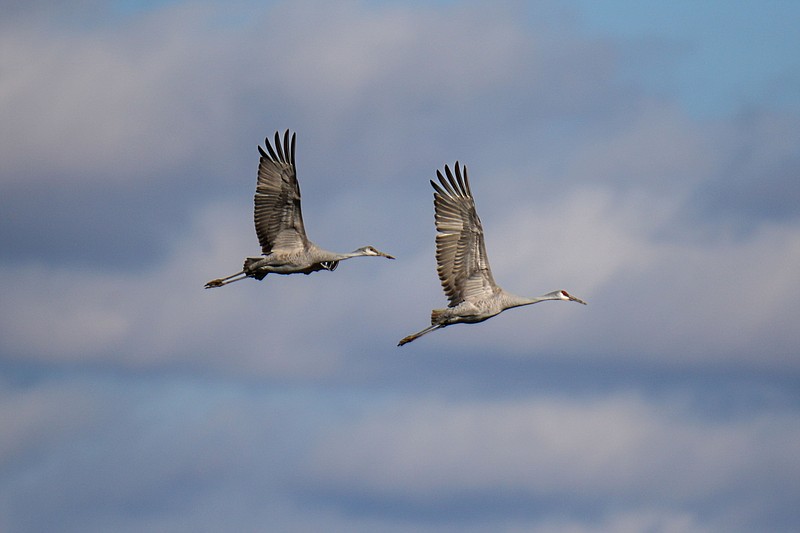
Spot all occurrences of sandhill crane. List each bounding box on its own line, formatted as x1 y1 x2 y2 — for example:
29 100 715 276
205 130 394 288
398 162 586 346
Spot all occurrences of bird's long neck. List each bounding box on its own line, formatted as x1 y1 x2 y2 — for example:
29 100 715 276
339 249 368 260
312 247 361 261
342 248 384 259
502 291 559 309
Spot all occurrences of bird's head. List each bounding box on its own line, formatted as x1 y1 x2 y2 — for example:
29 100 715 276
356 246 395 259
547 290 587 305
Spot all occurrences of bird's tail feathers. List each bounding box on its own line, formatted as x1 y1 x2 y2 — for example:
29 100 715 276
243 257 261 270
243 257 268 280
430 308 447 323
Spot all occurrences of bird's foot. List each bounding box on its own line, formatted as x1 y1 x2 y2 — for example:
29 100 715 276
204 279 223 289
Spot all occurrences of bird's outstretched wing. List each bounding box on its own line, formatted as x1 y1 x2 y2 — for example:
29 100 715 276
431 162 498 306
254 130 309 254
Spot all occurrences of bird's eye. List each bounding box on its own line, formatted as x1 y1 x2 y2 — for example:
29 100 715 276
560 290 568 297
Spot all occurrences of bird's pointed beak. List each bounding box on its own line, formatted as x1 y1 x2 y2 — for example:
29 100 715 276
382 252 396 260
570 295 587 305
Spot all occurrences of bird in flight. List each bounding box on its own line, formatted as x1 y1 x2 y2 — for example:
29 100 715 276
205 130 394 289
398 162 586 346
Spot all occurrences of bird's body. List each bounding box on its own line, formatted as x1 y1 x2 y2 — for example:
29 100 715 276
398 162 585 346
205 130 393 289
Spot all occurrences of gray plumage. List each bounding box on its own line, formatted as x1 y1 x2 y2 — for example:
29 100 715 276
205 130 394 289
398 162 586 346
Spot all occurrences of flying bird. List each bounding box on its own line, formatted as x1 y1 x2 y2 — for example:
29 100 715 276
205 130 394 288
398 162 586 346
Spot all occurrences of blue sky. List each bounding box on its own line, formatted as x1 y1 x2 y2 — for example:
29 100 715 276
575 0 800 117
1 1 799 531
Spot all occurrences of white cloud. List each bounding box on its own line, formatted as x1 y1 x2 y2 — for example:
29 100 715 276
0 198 396 377
3 375 793 533
3 129 800 373
398 172 800 366
307 393 800 524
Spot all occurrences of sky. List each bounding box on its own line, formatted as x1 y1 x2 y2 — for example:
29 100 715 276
1 0 799 531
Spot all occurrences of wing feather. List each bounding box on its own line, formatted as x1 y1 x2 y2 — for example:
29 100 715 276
432 162 497 306
254 130 309 254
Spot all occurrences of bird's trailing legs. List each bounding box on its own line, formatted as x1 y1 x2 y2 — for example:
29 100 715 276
204 271 247 289
397 324 443 347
